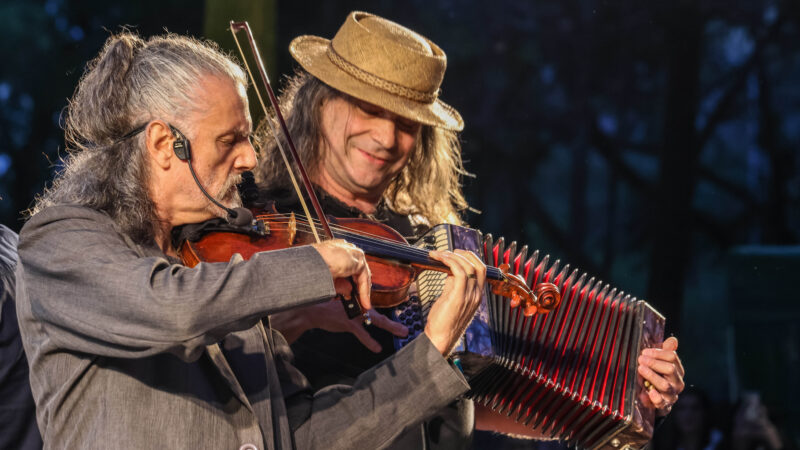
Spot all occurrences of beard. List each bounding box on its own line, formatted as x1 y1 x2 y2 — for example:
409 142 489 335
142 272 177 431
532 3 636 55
205 173 243 218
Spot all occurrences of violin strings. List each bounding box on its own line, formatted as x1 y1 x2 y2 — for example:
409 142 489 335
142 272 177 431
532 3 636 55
262 219 435 262
254 212 443 262
255 221 410 253
252 213 505 279
255 213 422 249
256 213 500 272
256 215 425 256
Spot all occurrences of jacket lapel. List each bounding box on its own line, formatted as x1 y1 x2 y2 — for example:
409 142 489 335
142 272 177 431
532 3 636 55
205 343 257 414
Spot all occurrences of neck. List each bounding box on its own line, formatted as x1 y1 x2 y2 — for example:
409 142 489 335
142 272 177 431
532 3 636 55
149 178 176 256
316 169 382 215
153 218 177 257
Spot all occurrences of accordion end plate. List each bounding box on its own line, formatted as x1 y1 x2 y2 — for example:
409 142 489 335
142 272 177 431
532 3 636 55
593 302 665 450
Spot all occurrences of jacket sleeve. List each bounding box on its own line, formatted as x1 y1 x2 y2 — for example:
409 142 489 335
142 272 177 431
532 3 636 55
17 205 336 361
278 330 470 450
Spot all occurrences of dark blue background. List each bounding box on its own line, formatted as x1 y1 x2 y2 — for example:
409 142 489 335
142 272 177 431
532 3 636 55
1 0 798 447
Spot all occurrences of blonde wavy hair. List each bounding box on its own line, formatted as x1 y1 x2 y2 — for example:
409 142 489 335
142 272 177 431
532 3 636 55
254 71 468 226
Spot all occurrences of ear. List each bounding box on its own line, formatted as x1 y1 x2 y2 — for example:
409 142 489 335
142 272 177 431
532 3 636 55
145 120 175 170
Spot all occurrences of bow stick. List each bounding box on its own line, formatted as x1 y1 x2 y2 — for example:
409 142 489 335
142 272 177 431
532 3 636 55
230 21 368 321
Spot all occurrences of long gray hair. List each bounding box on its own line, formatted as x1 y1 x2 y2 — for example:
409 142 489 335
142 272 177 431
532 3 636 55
255 71 469 226
32 32 247 243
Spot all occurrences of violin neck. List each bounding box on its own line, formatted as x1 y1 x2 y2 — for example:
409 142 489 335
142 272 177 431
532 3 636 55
339 231 506 281
409 261 507 282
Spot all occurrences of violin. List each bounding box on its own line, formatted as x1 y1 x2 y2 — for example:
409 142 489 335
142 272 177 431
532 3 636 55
178 204 560 316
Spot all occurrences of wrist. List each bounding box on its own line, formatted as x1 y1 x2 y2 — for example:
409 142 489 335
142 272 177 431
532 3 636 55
424 326 455 356
423 328 444 355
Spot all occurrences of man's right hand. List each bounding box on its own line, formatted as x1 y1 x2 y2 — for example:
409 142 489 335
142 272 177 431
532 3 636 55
311 239 372 312
423 250 487 355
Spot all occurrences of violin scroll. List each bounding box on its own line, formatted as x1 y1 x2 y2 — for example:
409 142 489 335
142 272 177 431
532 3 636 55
489 264 560 317
533 282 561 313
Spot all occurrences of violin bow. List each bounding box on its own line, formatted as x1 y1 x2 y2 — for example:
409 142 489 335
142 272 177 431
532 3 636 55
229 21 331 241
230 21 367 320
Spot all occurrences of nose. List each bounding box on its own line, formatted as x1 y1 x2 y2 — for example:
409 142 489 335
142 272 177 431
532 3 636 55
234 139 258 172
370 116 397 150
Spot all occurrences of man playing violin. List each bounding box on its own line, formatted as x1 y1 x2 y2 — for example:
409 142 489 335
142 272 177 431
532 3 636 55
16 31 488 449
255 11 686 447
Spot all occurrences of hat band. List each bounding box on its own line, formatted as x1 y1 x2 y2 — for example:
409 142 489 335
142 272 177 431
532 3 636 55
326 45 439 104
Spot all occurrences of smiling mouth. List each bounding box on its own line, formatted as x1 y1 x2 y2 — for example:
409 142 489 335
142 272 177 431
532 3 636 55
356 148 390 164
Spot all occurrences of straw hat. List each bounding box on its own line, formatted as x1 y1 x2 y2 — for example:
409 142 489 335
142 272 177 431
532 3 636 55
289 11 463 131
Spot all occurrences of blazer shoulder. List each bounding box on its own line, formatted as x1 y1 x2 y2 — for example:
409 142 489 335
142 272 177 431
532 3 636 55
22 205 112 233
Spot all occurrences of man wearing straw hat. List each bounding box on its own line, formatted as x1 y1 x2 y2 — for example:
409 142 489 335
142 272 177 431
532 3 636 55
256 11 685 447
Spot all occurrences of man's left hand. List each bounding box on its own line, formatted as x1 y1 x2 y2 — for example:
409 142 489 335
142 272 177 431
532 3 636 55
307 299 408 353
637 336 685 415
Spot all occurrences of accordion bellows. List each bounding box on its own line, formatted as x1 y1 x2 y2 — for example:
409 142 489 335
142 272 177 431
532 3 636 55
398 224 665 450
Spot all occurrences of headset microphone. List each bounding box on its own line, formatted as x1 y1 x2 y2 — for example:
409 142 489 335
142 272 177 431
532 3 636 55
226 206 255 227
169 124 254 227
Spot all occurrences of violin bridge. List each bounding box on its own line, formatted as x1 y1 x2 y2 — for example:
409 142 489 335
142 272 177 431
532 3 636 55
288 212 297 245
256 218 270 236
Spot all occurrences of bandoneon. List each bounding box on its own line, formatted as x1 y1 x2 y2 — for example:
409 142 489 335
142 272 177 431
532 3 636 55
393 224 665 450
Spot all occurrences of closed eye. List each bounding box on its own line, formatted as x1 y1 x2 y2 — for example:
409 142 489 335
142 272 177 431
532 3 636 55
218 133 252 148
395 119 420 134
354 100 420 134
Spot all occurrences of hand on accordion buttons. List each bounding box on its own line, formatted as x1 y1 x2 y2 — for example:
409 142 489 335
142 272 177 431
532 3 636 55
637 336 685 416
423 249 487 356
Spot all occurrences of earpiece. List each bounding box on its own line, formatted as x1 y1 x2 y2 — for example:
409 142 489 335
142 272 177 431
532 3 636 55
169 125 191 161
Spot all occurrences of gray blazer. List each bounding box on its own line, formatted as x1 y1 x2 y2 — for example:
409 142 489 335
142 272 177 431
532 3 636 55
16 205 468 450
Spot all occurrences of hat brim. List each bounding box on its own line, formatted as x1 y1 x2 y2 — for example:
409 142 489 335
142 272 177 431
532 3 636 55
290 35 464 132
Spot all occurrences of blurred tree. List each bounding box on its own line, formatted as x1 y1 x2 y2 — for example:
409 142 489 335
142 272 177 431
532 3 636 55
645 0 704 334
0 0 204 231
204 0 276 127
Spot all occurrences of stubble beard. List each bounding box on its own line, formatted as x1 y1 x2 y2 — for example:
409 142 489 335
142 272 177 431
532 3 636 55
206 173 243 218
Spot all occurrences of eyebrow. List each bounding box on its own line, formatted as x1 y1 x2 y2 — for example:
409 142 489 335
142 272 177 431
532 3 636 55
217 125 252 139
